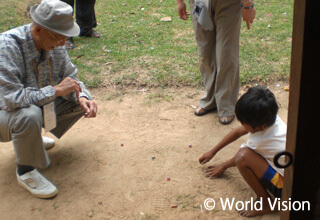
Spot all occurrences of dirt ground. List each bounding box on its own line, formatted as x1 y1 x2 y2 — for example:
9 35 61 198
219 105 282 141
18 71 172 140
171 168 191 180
0 82 289 220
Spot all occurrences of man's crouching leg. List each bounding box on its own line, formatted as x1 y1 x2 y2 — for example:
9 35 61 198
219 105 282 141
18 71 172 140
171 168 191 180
11 105 50 168
4 105 58 198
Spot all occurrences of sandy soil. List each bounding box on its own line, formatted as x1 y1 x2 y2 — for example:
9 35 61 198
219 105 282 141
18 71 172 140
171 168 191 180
0 83 289 220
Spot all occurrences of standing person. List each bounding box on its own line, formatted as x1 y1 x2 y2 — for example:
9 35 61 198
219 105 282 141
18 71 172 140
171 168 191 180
177 0 256 124
61 0 102 49
199 86 286 217
0 0 98 198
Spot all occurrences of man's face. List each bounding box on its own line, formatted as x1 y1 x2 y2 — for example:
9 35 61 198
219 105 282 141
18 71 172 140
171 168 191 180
41 28 68 51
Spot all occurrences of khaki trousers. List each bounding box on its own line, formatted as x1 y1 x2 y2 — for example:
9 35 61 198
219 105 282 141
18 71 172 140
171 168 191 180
0 98 84 168
190 0 241 116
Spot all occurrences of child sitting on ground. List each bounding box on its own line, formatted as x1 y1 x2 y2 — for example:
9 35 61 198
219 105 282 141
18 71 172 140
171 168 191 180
199 86 287 217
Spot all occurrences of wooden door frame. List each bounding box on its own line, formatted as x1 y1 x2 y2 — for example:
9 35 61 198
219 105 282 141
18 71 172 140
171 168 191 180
281 0 320 219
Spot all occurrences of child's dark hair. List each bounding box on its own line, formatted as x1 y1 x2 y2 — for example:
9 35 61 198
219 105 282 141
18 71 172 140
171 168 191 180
235 86 278 129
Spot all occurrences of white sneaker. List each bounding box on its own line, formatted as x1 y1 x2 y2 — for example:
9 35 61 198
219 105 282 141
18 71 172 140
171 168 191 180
42 136 55 150
16 169 58 198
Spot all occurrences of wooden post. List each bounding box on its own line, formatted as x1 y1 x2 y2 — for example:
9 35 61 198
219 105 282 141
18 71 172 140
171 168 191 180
281 0 320 219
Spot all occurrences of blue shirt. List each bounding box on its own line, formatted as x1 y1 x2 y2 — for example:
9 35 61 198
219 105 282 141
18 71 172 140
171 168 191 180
0 24 91 111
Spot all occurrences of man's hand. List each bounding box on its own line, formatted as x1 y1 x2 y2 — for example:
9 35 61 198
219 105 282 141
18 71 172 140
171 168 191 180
199 150 215 165
242 7 256 30
177 0 188 20
54 77 82 99
78 97 97 118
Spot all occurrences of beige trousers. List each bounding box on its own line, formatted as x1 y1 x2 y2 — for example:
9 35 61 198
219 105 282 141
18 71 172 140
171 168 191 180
190 0 241 116
0 98 84 168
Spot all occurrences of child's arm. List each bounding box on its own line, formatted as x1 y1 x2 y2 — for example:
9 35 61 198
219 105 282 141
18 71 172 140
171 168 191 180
199 125 248 165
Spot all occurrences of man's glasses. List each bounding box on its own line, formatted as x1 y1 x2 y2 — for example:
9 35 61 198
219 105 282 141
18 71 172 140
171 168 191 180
46 30 68 44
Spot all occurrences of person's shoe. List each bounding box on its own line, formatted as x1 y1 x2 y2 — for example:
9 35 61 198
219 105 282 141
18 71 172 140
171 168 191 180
194 106 215 116
42 136 55 150
64 38 75 50
16 169 58 199
219 115 235 125
87 30 102 38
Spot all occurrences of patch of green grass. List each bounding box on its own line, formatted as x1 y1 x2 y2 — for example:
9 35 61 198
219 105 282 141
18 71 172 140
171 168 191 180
172 193 199 211
146 92 173 103
1 0 293 88
104 92 126 101
240 0 293 84
134 213 160 220
52 202 59 210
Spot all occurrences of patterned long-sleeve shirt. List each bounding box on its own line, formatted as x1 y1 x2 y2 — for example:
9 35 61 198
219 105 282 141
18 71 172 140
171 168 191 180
0 24 92 111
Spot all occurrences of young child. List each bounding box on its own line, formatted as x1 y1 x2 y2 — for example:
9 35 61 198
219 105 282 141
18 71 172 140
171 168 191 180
199 86 287 217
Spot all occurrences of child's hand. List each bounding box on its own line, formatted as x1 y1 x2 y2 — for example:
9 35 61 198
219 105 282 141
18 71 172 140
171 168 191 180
205 165 226 178
199 151 215 164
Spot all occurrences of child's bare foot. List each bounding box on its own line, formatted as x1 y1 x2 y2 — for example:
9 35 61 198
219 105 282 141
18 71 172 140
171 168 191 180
238 198 273 217
205 165 226 178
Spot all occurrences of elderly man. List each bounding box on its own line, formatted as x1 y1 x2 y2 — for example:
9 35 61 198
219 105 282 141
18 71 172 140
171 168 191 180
0 0 98 198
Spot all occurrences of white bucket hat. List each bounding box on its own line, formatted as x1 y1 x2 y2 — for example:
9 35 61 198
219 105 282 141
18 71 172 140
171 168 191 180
30 0 80 37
